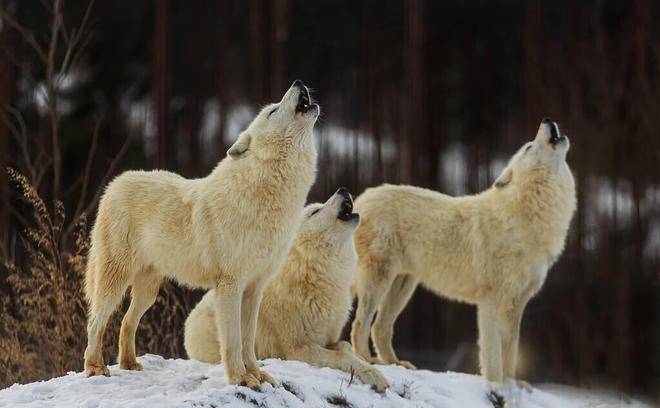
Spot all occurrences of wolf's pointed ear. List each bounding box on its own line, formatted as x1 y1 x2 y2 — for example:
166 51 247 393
227 132 251 159
494 166 513 188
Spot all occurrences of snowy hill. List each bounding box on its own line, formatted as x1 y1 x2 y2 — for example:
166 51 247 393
0 354 650 408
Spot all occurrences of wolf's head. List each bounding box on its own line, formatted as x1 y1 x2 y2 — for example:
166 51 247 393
295 188 360 254
227 80 319 160
493 117 572 189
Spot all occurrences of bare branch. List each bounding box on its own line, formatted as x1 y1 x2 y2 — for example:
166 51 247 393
72 116 101 223
66 30 93 76
83 135 130 215
0 8 48 63
33 155 53 190
63 175 81 198
62 134 130 240
0 105 34 180
0 47 39 86
40 0 53 14
46 0 63 200
1 195 29 229
60 0 96 74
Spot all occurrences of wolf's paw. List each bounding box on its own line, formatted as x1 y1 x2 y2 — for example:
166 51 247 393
250 368 276 387
119 359 143 371
230 372 262 390
379 358 416 369
365 356 384 365
515 379 532 392
85 363 110 377
359 369 389 393
395 360 416 370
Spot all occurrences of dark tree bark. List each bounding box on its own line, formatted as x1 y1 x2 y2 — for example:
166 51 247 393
249 0 268 102
0 0 16 252
185 0 205 176
153 0 172 168
216 0 230 154
270 0 289 98
401 0 424 184
362 0 384 183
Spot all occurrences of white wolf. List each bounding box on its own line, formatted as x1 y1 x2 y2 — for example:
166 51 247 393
83 81 319 389
350 118 576 382
184 189 389 391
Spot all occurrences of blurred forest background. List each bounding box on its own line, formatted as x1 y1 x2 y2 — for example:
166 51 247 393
0 0 658 399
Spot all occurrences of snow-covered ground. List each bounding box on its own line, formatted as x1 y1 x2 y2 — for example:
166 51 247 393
0 354 651 408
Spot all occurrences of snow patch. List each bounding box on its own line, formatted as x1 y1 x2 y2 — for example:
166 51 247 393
0 354 650 408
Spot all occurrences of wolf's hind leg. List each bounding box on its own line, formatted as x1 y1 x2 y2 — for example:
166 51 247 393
84 261 130 377
351 259 394 362
118 268 162 370
288 343 389 392
371 273 418 369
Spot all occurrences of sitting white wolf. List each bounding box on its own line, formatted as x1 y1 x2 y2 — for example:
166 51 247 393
351 118 576 383
185 189 389 391
84 81 319 389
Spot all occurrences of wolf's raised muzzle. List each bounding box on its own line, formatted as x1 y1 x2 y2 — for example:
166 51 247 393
292 80 314 114
542 117 565 146
336 187 359 222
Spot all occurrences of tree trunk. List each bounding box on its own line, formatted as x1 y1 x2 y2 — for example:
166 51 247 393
249 0 268 102
0 0 16 254
216 0 230 153
362 0 384 183
270 0 289 98
186 0 205 176
153 0 171 168
400 0 424 184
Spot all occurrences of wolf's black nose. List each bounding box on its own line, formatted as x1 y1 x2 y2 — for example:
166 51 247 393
542 117 552 124
336 187 351 199
292 79 304 89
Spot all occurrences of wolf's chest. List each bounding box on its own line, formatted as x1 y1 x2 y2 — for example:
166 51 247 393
518 259 549 298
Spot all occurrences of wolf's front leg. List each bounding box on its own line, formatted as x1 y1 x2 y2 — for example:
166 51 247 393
240 277 275 386
477 301 503 382
500 300 526 381
288 342 389 392
212 284 259 389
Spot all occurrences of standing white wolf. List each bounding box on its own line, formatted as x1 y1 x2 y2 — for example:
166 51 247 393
184 189 389 391
351 118 576 383
84 81 319 389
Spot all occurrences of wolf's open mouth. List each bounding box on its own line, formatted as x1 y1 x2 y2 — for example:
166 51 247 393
337 198 359 222
295 85 312 113
547 120 566 146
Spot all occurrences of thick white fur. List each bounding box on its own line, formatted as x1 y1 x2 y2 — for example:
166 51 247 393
83 82 318 389
184 192 389 391
350 120 576 382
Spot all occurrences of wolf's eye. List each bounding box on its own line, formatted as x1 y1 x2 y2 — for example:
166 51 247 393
268 107 278 118
309 208 321 217
524 145 532 153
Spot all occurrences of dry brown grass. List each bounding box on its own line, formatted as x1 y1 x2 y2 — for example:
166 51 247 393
0 168 199 387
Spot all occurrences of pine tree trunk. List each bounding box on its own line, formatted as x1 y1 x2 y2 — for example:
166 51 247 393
249 0 268 102
186 0 205 175
401 0 424 184
216 0 230 153
0 0 16 254
270 0 289 98
153 0 171 168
